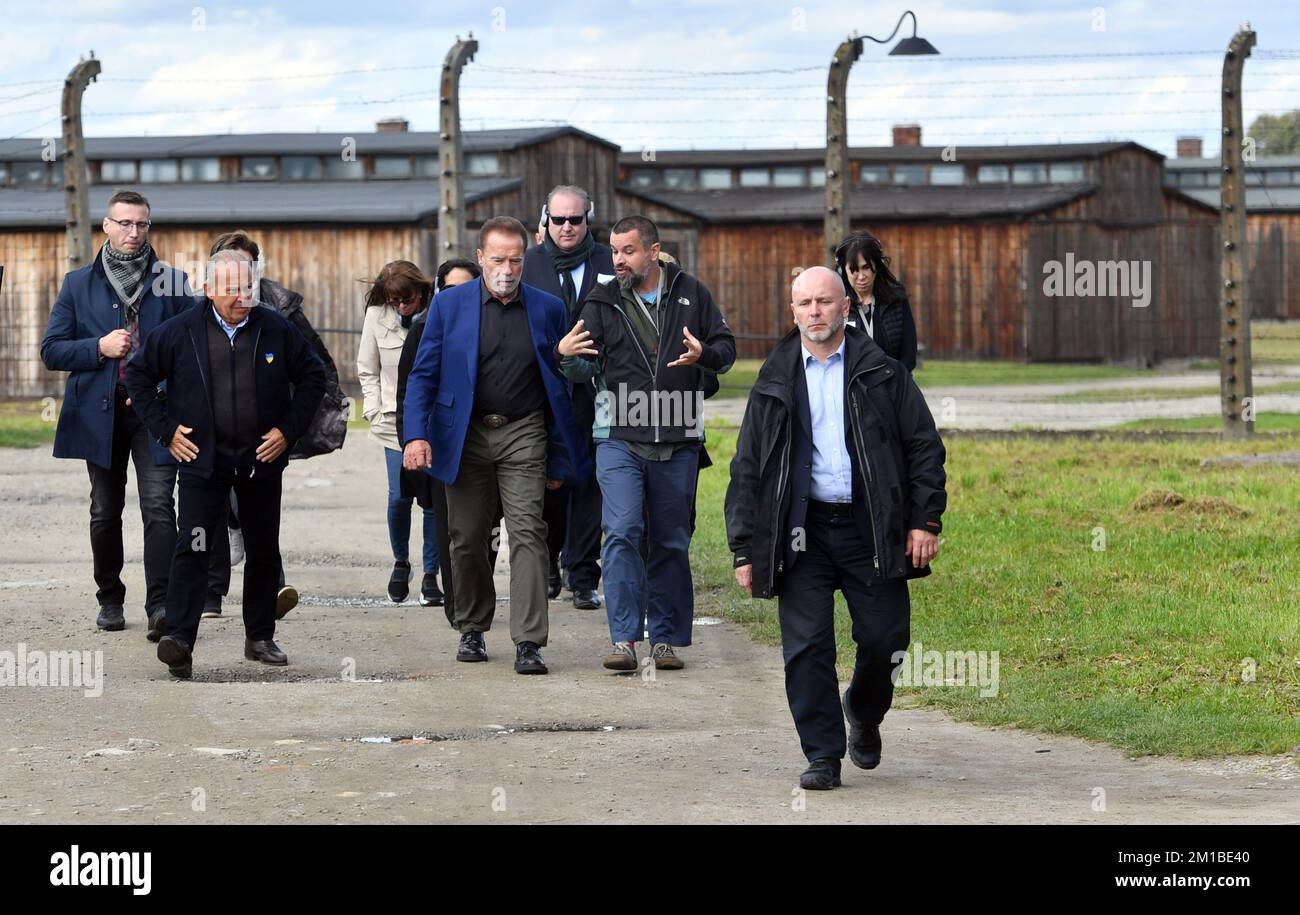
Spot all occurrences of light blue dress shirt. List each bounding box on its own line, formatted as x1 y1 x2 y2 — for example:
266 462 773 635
802 337 853 503
211 304 248 342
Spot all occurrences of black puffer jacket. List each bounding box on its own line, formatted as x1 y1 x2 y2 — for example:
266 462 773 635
724 325 946 599
848 281 918 371
259 278 348 458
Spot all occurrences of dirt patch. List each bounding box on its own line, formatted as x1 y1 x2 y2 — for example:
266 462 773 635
1130 489 1248 517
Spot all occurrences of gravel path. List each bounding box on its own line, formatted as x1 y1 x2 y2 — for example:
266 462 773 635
2 439 1297 823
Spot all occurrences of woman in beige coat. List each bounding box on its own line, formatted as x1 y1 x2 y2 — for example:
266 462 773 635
357 261 441 605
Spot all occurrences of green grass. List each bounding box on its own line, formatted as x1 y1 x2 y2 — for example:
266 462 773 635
912 360 1155 388
691 427 1300 758
1119 413 1300 433
0 399 58 448
713 358 1157 401
1253 320 1300 364
1050 380 1300 403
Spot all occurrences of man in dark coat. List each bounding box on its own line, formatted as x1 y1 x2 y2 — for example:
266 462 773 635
39 189 195 634
125 251 326 678
521 184 615 610
724 266 946 791
200 231 348 620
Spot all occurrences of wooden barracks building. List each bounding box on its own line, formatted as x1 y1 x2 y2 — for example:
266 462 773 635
1 118 1282 396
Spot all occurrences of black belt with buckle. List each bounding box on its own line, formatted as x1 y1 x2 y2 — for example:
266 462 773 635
808 499 855 521
479 413 514 429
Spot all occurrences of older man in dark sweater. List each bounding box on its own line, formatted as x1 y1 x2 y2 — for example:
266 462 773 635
126 251 326 678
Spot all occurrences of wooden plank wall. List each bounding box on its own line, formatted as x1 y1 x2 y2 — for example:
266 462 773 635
1248 213 1300 320
693 205 1219 363
2 225 427 398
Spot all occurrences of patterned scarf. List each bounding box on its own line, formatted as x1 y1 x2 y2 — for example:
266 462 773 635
102 242 152 382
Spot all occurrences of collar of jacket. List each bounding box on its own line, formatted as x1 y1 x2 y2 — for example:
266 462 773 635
752 325 892 405
586 257 684 308
195 296 264 329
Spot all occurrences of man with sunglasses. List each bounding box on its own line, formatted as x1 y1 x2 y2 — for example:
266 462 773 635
522 185 615 612
41 190 196 636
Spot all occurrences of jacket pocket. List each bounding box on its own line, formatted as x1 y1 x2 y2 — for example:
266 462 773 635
434 390 455 427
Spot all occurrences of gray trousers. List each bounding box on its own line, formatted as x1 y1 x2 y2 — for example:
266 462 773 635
444 411 550 645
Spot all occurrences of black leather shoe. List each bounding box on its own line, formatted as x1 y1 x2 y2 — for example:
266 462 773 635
146 608 167 643
456 631 487 662
843 689 882 770
799 758 842 790
387 560 412 603
96 605 125 632
573 589 601 610
547 562 562 600
244 638 288 666
156 635 193 679
419 573 444 607
201 596 223 619
514 641 548 675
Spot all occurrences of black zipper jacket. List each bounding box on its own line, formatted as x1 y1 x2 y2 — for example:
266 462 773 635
724 325 946 599
558 260 736 444
124 300 327 478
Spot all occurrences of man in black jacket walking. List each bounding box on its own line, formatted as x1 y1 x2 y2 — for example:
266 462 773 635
125 250 326 678
724 266 945 790
558 215 735 672
521 185 615 610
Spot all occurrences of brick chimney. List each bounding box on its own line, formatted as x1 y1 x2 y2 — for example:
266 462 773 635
892 124 922 147
1176 136 1203 159
376 118 409 134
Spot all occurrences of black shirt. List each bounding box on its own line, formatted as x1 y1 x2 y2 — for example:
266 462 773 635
474 282 545 418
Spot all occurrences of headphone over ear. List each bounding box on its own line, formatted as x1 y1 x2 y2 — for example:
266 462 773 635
541 196 596 225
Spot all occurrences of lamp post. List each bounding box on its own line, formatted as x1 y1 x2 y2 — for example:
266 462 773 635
824 11 938 267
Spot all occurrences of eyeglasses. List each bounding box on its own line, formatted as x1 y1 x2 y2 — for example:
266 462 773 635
386 296 418 308
107 218 151 232
550 214 586 226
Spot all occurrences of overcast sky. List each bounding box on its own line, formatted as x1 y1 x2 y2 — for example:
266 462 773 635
2 0 1298 157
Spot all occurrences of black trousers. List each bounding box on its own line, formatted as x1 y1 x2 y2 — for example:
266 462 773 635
86 389 177 612
558 439 602 590
207 491 284 601
776 501 910 763
167 464 283 649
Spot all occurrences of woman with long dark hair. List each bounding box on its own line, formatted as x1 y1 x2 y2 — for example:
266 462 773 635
834 232 918 370
357 260 439 604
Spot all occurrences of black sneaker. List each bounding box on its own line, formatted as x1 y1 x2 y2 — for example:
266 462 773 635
419 573 444 607
799 758 842 790
456 631 487 662
96 605 125 632
387 560 412 603
843 689 882 770
514 641 548 675
201 595 223 619
146 607 167 643
547 561 562 600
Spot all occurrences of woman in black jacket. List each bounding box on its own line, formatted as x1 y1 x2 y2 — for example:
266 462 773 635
395 258 481 622
834 232 918 371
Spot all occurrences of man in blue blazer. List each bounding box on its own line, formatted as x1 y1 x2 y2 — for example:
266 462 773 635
39 190 195 635
403 216 590 675
521 184 615 611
